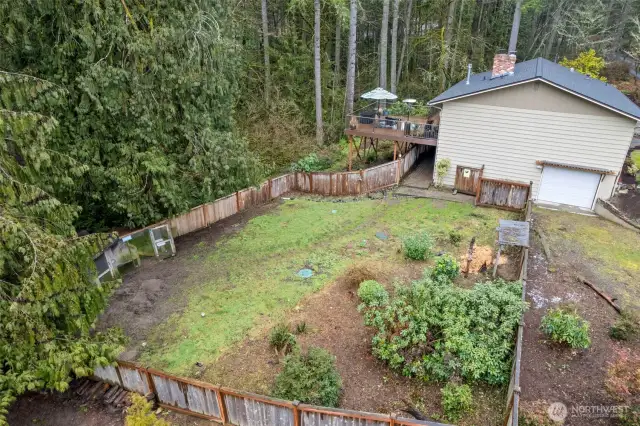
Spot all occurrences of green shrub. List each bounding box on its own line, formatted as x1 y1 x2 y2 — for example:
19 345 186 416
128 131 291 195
357 280 389 308
431 254 460 282
269 323 297 354
290 153 329 173
620 405 640 426
402 232 434 261
610 312 640 341
540 307 591 349
273 347 342 407
366 275 526 385
126 394 170 426
448 230 463 246
441 382 473 422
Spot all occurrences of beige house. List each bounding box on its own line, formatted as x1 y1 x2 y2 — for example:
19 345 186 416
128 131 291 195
428 55 640 210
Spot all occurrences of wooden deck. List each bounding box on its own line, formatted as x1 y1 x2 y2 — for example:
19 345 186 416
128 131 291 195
345 122 438 146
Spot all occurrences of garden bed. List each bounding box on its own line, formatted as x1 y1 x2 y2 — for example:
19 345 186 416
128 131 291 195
519 209 640 425
97 197 521 424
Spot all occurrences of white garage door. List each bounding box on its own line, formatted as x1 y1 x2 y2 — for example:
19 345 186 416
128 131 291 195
538 166 601 209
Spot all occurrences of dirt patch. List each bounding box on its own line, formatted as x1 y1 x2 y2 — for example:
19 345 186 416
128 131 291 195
97 202 280 351
202 260 506 425
519 232 640 425
7 383 211 426
611 190 640 222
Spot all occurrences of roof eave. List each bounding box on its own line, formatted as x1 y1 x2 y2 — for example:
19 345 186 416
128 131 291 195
427 77 640 121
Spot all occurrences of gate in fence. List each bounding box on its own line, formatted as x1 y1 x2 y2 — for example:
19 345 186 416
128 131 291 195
454 165 484 195
475 178 531 211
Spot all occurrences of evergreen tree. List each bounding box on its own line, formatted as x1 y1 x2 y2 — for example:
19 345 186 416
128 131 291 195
0 72 123 425
0 0 261 229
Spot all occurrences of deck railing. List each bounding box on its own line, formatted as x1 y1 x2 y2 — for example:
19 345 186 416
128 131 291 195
346 115 439 140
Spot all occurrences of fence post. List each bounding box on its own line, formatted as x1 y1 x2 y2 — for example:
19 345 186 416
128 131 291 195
390 413 396 426
475 177 483 206
293 400 301 426
145 367 157 400
216 386 228 424
309 173 314 193
201 204 208 227
268 178 273 200
235 191 241 212
359 169 365 194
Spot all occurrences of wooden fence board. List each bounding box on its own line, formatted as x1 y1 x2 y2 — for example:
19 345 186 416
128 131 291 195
118 365 151 394
271 174 295 198
364 162 397 190
93 365 121 386
185 384 222 418
476 178 530 211
224 393 295 426
152 374 188 409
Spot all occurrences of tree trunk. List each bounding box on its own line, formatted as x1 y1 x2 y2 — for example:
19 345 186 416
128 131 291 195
397 0 413 85
380 0 390 90
261 0 271 106
390 0 400 93
334 17 342 89
314 0 324 144
345 0 358 118
441 0 458 91
450 0 466 77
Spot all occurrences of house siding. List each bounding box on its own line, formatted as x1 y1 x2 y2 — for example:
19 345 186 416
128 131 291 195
434 82 637 204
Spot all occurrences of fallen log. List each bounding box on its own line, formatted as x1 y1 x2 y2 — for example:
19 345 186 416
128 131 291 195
576 275 621 314
401 399 430 421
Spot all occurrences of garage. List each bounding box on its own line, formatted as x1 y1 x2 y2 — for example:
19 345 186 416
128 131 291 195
537 166 602 209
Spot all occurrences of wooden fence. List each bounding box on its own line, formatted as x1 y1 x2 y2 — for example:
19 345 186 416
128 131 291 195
475 178 531 211
92 361 450 426
503 196 533 426
122 145 426 239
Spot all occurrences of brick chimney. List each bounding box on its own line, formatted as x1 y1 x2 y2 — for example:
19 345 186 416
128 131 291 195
491 53 516 79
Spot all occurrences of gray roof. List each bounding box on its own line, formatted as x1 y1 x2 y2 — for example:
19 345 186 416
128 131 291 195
429 57 640 120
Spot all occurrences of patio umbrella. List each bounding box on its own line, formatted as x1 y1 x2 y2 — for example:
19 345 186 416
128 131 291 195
360 87 398 113
360 87 398 101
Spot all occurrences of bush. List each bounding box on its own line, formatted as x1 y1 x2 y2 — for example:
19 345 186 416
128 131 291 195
603 61 631 82
448 230 462 246
126 394 170 426
290 153 329 173
357 280 389 308
365 275 526 385
605 347 640 401
270 323 297 355
441 382 473 422
431 254 460 282
609 311 640 341
402 232 434 261
273 347 342 407
540 307 591 349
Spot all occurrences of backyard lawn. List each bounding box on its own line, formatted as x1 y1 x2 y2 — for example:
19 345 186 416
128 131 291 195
99 196 521 424
135 198 516 373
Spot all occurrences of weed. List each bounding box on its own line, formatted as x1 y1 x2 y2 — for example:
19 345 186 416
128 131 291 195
449 230 463 246
605 347 640 401
610 311 640 341
295 322 308 334
269 323 296 355
402 231 434 261
540 307 590 349
619 405 640 426
441 382 473 422
273 347 342 407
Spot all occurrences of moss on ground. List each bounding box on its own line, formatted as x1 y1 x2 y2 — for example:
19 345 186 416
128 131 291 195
139 198 515 374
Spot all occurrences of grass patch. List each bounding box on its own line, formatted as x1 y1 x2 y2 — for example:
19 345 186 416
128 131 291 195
139 198 515 374
631 151 640 169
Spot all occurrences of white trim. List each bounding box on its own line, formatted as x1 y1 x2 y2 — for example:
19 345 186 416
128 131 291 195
430 77 640 121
